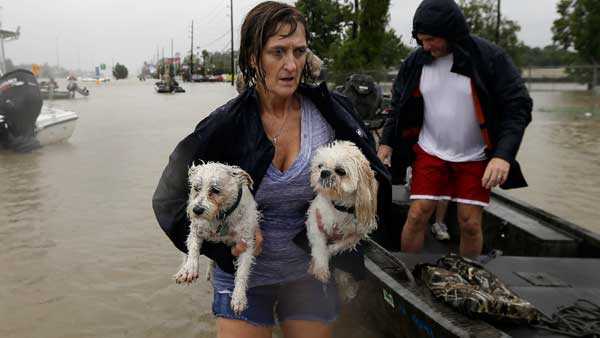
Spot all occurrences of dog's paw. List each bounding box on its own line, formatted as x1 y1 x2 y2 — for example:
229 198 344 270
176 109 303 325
335 270 359 303
309 259 330 283
230 293 248 314
174 261 199 284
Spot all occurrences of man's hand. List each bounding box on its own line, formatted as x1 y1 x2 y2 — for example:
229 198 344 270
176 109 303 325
231 227 263 257
482 157 510 189
377 145 393 167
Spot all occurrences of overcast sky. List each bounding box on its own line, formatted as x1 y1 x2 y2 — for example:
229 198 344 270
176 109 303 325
2 0 560 72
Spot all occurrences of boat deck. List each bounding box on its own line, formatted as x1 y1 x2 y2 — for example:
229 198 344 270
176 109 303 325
394 252 600 334
353 186 600 337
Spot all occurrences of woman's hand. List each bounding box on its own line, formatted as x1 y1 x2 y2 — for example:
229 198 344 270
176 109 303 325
377 144 393 167
231 227 263 257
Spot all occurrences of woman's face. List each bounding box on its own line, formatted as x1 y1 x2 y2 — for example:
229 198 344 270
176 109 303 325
257 23 308 99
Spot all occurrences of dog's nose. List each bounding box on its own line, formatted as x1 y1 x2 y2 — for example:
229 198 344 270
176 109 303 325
320 170 331 179
192 206 206 215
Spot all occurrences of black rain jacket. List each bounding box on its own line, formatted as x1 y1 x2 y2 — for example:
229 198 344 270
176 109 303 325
152 82 392 280
381 0 533 189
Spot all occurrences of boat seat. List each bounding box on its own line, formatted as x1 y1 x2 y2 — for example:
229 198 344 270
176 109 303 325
485 196 579 257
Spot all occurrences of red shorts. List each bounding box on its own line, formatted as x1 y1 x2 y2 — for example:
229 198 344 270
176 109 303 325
410 145 490 206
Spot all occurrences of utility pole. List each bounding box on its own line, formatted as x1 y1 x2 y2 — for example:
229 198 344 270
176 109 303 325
190 20 194 81
496 0 501 45
352 0 359 39
230 0 234 86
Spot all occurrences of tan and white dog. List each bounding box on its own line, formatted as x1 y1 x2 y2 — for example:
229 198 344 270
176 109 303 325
306 141 378 299
174 162 259 314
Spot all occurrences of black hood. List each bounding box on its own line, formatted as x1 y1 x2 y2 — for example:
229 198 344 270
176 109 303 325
412 0 469 44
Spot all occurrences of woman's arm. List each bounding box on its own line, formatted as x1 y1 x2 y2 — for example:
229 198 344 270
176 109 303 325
152 114 238 273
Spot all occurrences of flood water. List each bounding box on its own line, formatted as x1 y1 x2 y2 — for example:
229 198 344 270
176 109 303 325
1 79 599 338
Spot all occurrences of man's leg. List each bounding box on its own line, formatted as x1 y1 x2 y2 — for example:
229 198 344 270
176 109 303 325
401 199 438 253
456 203 483 258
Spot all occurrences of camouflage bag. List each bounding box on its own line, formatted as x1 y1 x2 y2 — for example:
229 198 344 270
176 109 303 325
415 254 539 323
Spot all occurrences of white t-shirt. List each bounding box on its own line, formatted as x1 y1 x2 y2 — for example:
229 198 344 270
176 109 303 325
418 53 486 162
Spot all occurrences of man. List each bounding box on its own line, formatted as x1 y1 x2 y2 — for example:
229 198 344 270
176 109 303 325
377 0 532 258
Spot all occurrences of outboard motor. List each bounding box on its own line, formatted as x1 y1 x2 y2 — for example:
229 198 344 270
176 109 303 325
0 69 43 152
339 74 384 130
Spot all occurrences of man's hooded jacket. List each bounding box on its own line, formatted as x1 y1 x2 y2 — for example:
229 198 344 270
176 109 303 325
381 0 532 189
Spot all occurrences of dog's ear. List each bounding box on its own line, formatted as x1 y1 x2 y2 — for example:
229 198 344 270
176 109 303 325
230 167 254 190
188 160 206 176
354 158 378 231
306 50 322 80
188 162 199 178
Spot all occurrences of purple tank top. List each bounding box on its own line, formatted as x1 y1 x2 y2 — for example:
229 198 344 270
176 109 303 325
213 95 333 289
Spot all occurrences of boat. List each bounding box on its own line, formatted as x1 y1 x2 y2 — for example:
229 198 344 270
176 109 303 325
35 105 78 146
154 80 185 93
40 80 90 100
0 69 78 151
40 89 72 100
352 185 600 338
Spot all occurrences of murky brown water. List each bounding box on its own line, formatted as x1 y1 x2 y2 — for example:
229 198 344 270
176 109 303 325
506 90 600 232
1 80 599 338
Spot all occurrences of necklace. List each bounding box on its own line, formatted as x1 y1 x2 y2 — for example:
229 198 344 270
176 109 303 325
269 110 289 147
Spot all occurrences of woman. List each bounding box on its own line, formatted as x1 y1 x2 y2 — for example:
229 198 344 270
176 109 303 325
152 2 391 337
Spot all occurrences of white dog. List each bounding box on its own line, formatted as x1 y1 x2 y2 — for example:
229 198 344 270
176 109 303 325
174 162 260 314
306 141 378 299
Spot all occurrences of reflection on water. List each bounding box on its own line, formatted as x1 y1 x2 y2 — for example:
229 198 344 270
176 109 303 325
0 80 599 338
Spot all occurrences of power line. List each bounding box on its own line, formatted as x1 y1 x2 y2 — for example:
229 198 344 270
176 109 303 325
203 30 231 50
202 1 229 28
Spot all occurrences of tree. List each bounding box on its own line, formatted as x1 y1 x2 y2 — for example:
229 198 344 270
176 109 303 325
381 29 411 69
519 45 576 67
328 0 408 83
113 63 128 80
296 0 353 63
202 50 210 75
552 0 600 65
457 0 525 65
552 0 600 88
182 54 201 70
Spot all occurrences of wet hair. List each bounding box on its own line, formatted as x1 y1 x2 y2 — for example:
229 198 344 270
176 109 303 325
238 1 310 89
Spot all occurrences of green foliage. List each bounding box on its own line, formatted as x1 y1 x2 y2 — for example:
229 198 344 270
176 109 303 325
182 54 201 68
380 29 411 69
328 0 409 83
552 0 600 87
519 45 576 67
296 0 354 62
552 0 600 64
112 63 128 80
457 0 525 65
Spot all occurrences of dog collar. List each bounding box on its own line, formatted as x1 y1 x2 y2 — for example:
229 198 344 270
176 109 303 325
217 185 243 222
332 201 355 214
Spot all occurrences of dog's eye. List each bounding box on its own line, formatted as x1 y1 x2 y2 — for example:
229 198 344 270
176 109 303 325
193 185 201 192
318 164 323 169
335 168 346 176
210 187 221 194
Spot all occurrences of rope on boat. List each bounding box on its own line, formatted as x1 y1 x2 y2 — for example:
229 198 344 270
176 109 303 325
533 299 600 337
